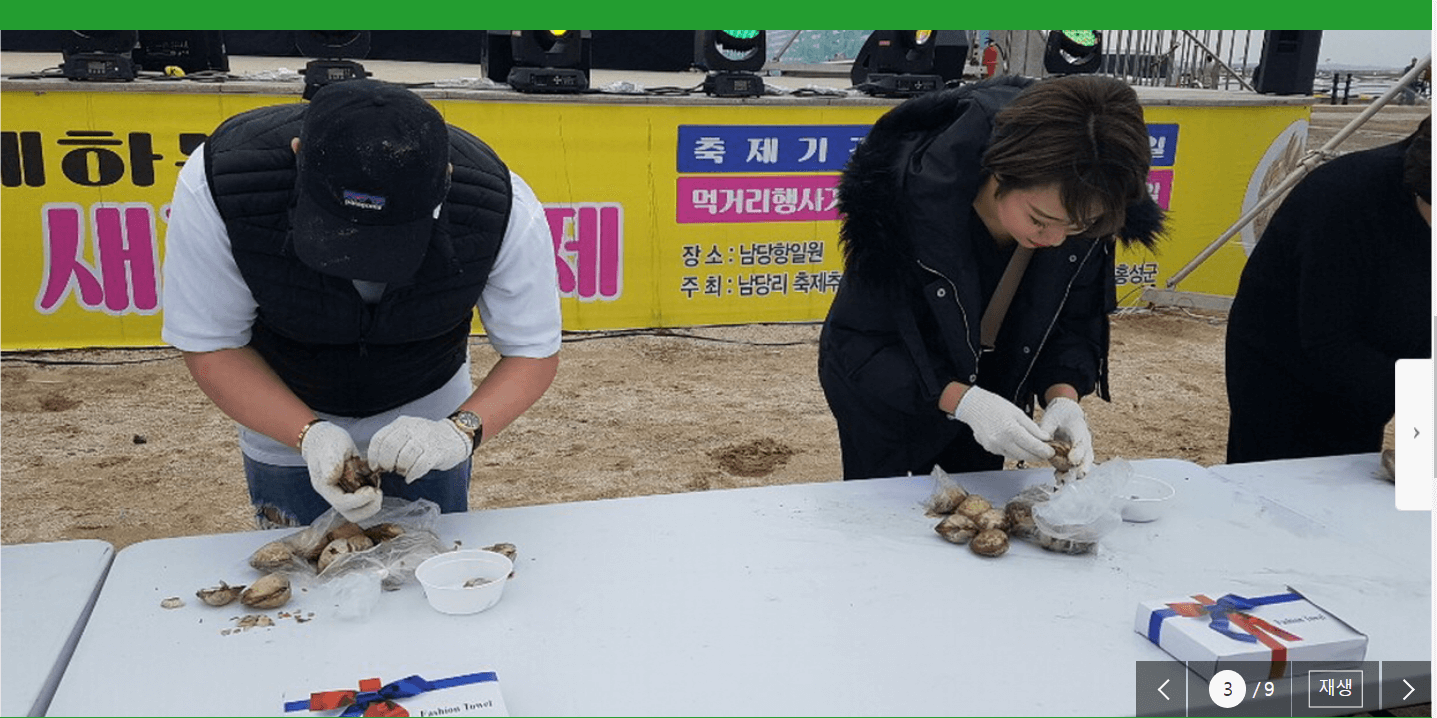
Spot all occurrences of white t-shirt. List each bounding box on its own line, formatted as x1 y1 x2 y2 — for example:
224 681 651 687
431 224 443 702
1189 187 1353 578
161 146 562 465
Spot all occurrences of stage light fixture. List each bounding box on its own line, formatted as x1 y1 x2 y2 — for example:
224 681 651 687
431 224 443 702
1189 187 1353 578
60 31 138 81
850 31 943 97
1043 30 1103 75
502 31 592 93
695 31 767 97
296 31 373 100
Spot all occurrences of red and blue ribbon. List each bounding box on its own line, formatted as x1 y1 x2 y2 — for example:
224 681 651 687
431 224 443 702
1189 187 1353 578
1146 592 1304 679
283 672 497 716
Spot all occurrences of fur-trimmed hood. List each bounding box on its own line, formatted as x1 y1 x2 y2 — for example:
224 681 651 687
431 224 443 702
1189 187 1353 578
836 76 1167 292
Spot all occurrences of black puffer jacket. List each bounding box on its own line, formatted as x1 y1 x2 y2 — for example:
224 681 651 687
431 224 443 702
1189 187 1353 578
820 77 1166 419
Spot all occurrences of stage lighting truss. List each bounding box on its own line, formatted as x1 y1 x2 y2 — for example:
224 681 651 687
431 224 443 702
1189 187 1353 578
1043 30 1103 75
852 31 942 98
296 31 373 100
696 31 767 98
506 31 592 94
60 31 139 81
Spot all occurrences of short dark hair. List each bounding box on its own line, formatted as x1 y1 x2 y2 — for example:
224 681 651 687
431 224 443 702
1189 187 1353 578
982 75 1153 246
1403 115 1430 203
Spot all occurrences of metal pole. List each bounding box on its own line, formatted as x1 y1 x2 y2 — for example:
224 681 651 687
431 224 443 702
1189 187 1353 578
772 30 802 62
1162 54 1431 290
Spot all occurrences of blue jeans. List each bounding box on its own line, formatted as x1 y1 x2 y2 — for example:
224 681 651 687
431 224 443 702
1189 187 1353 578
243 455 471 528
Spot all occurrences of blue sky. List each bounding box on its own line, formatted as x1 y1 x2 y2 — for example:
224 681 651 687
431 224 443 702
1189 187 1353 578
1319 30 1432 68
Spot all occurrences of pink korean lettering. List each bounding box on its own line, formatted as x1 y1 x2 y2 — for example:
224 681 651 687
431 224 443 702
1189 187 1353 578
37 202 161 314
547 202 623 301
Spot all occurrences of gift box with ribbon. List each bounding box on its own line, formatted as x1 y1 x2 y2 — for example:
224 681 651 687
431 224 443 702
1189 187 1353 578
1134 587 1367 682
282 671 506 717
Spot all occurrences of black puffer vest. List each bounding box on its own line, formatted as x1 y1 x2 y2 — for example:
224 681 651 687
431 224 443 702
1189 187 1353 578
205 103 513 416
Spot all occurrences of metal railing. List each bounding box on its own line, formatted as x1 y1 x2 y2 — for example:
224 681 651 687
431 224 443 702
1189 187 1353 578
1097 30 1260 90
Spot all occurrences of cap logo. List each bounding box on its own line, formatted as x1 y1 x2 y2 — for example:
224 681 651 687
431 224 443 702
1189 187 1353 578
342 189 386 211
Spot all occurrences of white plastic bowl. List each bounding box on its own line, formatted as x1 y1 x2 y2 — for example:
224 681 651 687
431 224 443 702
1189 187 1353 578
415 549 513 615
1119 474 1175 523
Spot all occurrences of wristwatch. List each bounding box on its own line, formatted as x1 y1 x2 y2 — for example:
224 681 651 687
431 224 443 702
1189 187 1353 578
447 410 483 452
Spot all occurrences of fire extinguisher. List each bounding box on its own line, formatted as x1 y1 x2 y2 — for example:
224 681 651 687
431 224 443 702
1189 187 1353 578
982 41 1000 78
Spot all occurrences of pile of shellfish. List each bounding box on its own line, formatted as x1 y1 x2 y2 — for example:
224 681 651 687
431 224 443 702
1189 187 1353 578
250 520 407 575
179 520 407 613
925 441 1096 557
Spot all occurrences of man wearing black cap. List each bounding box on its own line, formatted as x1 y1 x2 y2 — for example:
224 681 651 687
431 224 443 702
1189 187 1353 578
162 80 561 526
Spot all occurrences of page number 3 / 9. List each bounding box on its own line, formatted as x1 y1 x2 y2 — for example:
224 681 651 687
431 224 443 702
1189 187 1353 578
1209 670 1246 709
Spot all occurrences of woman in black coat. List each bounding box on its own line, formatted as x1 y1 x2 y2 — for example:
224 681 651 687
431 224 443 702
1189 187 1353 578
818 76 1166 480
1225 116 1431 463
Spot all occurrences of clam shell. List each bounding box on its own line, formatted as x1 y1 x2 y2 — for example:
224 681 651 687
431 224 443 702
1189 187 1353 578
196 580 246 607
240 573 291 609
970 529 1010 557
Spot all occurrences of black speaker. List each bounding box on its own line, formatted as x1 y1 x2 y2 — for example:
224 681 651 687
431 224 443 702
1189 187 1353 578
133 31 228 73
933 31 971 84
1254 31 1323 95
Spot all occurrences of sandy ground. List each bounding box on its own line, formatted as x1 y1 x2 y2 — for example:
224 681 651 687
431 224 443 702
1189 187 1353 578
0 106 1424 553
0 310 1238 549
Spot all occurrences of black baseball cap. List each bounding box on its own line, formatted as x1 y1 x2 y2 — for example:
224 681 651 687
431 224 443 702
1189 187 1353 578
292 79 451 282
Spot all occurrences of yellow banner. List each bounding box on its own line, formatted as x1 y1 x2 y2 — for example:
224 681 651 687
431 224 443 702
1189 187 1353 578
1 88 1306 349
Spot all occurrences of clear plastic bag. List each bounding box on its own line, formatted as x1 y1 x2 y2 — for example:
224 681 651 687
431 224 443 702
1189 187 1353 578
921 464 970 516
1030 457 1130 542
328 571 384 621
247 497 446 592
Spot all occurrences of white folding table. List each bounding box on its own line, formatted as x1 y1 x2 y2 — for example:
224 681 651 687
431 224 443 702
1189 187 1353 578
2 539 115 716
45 458 1430 716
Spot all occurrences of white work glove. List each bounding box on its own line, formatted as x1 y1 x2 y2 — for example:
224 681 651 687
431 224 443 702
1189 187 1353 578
952 386 1054 464
1039 397 1095 481
300 420 383 522
368 415 472 483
